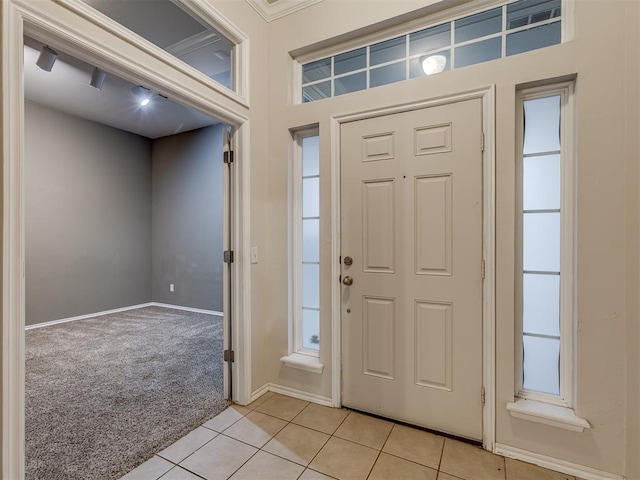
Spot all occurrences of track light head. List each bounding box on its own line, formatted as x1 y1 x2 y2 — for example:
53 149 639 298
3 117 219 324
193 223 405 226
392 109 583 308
89 67 106 90
131 85 153 107
36 45 58 72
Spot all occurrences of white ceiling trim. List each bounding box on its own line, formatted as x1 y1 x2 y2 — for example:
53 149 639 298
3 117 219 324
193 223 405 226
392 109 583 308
246 0 325 22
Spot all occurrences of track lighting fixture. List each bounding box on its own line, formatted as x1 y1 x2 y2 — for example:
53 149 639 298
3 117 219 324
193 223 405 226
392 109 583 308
36 45 58 72
89 67 106 90
131 85 153 107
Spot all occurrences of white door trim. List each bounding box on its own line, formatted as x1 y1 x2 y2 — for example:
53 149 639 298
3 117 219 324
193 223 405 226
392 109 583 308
330 86 496 451
1 2 252 478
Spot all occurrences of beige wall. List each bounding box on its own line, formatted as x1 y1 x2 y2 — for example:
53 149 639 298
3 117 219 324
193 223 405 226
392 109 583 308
625 2 640 478
256 0 638 476
0 0 5 471
208 0 272 393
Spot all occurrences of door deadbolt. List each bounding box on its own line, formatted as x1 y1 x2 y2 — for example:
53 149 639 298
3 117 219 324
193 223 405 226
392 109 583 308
344 256 353 266
342 276 354 286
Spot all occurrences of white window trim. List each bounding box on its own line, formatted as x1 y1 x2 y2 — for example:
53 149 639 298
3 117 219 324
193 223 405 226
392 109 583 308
282 128 324 373
511 81 587 431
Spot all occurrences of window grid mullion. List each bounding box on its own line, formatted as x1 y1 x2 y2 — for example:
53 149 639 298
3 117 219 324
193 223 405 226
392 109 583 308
523 150 561 158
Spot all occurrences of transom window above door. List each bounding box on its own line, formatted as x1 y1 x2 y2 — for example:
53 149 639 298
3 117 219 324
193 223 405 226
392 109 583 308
298 0 563 103
81 0 235 91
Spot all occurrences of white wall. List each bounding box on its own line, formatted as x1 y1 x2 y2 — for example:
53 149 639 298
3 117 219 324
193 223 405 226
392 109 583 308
249 0 638 477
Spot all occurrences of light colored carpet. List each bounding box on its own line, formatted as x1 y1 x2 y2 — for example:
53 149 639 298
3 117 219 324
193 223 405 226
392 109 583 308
25 305 228 480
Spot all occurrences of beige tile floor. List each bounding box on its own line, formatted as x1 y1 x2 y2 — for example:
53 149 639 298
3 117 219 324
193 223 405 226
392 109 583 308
120 392 577 480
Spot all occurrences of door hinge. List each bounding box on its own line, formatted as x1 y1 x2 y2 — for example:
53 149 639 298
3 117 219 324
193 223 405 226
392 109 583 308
223 250 235 263
481 386 486 406
481 132 485 152
223 126 234 164
481 259 486 279
224 349 235 362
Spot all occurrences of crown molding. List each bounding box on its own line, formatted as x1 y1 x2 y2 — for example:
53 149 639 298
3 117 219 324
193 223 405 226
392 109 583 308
246 0 324 22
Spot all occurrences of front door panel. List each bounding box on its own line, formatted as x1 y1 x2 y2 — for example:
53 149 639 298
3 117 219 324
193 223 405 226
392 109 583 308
341 99 484 440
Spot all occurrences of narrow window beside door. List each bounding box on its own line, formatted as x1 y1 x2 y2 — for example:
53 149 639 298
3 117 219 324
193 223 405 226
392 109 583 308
294 130 320 355
517 82 575 406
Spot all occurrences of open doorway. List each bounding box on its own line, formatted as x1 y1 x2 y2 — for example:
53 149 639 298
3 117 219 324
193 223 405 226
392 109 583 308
3 2 251 477
23 36 231 478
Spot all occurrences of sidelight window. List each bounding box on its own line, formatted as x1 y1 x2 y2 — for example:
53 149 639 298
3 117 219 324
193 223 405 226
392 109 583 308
516 82 575 406
292 129 321 355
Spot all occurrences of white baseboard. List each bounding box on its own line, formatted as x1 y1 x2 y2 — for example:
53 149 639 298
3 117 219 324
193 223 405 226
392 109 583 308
249 383 333 407
150 302 223 316
25 303 155 330
249 383 270 403
268 383 333 407
494 443 626 480
25 302 223 330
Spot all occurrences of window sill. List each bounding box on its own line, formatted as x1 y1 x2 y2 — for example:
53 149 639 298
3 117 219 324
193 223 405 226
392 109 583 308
506 399 590 433
280 352 324 374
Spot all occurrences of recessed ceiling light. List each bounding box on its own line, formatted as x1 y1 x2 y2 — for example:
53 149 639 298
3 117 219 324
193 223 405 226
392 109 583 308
140 98 150 106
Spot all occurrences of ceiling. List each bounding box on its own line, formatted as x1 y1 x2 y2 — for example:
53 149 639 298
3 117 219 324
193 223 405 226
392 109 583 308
22 0 316 138
23 40 221 140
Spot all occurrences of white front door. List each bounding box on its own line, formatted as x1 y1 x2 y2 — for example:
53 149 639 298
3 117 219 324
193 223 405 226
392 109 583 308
340 99 484 440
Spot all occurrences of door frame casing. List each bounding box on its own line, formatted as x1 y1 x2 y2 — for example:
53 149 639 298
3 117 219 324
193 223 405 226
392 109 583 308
330 86 496 450
1 1 253 478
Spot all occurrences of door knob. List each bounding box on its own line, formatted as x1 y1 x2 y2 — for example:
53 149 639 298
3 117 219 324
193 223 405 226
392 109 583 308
343 276 354 286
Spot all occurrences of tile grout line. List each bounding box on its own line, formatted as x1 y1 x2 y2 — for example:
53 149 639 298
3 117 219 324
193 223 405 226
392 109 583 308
259 423 331 469
197 397 310 479
212 408 284 480
291 408 352 436
299 409 354 476
249 406 339 480
222 446 261 480
436 437 447 476
364 422 396 480
152 401 510 480
157 460 208 480
370 441 442 472
157 428 222 466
